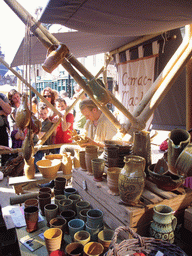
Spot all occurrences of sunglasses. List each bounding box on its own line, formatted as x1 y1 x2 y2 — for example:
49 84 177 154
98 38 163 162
43 95 51 98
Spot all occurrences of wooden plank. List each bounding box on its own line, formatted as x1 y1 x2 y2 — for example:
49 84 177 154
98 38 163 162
9 171 72 186
142 188 163 204
145 179 180 199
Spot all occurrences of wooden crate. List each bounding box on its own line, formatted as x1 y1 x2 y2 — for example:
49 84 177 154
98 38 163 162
72 168 192 236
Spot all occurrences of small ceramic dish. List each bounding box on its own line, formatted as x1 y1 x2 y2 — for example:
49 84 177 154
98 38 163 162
148 164 185 191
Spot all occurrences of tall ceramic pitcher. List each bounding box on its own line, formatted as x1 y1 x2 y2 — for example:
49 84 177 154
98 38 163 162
168 128 190 175
150 205 177 244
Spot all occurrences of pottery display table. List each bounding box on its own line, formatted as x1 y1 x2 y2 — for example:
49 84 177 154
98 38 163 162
9 171 72 195
72 167 192 237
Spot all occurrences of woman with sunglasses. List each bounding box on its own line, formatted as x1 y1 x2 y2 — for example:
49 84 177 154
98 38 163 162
41 87 56 122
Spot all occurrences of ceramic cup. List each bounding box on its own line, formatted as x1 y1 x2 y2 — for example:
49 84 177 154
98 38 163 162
65 242 84 256
50 217 67 240
79 209 89 223
98 229 114 253
38 193 51 216
55 177 66 190
54 186 65 196
24 198 38 208
44 228 62 255
74 230 91 245
83 241 104 256
59 199 73 213
44 204 59 227
60 209 76 234
76 201 91 217
55 195 67 207
68 219 85 240
86 209 103 229
85 223 104 242
39 187 52 195
64 188 77 198
79 151 86 170
68 194 81 212
24 206 39 233
91 158 105 182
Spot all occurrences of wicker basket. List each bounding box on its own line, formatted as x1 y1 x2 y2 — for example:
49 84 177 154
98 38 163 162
107 226 187 256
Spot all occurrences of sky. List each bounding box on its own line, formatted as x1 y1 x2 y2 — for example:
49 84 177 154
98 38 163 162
0 0 49 65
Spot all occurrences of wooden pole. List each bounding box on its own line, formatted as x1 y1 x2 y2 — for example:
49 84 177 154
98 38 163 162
137 34 192 126
186 57 192 131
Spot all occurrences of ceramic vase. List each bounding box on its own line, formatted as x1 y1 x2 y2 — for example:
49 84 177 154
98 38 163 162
24 157 35 179
85 146 98 175
62 152 73 175
168 128 190 175
150 204 177 244
91 158 105 181
107 167 121 195
118 155 146 205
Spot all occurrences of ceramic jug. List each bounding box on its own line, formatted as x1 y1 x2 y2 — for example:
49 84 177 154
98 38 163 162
118 155 146 205
150 204 177 244
62 152 72 175
168 128 190 175
133 130 151 175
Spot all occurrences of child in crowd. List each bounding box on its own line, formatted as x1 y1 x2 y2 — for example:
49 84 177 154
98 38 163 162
34 102 53 172
52 97 74 148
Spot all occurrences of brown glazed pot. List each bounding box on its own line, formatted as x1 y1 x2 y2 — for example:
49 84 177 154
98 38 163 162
38 193 51 216
107 167 121 195
85 146 98 175
24 206 38 233
79 151 86 170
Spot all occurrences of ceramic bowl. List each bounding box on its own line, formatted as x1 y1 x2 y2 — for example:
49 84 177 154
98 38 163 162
148 164 185 191
36 159 61 179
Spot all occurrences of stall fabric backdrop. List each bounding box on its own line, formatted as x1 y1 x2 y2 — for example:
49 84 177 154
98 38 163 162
115 41 159 129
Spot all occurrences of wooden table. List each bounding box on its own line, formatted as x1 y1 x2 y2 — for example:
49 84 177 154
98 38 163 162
9 172 72 195
72 167 192 237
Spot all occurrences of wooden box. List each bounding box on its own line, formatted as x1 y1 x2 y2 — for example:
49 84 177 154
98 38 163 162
72 168 192 236
184 207 192 233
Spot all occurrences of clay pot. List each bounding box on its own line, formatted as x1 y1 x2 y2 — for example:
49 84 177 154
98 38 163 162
50 217 67 240
55 177 66 190
86 209 103 229
98 229 114 253
76 201 91 217
68 219 85 240
85 224 104 242
74 230 91 246
24 156 35 179
42 44 69 73
68 194 82 212
168 128 190 175
65 242 84 256
83 241 104 256
24 206 38 233
85 146 98 175
107 167 121 195
64 187 77 198
175 143 192 177
91 158 105 182
44 228 62 255
118 155 146 205
62 152 73 175
24 198 38 208
79 209 89 223
54 187 64 196
55 195 67 207
79 151 86 170
59 199 73 213
44 204 58 227
38 193 51 216
39 187 52 195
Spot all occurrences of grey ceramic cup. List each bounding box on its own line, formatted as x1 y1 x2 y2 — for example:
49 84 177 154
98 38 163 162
59 199 73 213
86 209 103 229
68 219 85 240
44 203 58 227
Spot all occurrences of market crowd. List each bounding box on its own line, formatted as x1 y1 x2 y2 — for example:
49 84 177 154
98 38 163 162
0 85 117 174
